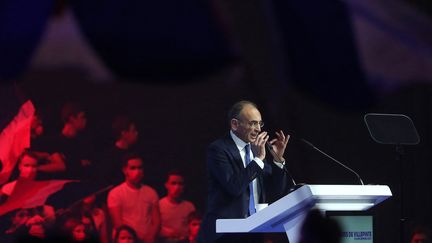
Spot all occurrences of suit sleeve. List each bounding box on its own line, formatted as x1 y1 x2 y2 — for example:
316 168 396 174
207 143 264 197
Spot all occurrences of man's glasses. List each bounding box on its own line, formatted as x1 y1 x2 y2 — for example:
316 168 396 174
235 118 264 128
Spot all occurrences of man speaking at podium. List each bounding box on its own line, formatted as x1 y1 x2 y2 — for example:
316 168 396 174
198 100 293 243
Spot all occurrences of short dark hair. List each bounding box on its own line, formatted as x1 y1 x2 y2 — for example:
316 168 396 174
114 225 138 243
61 102 84 123
227 100 258 123
18 149 39 165
121 153 142 169
165 169 184 182
112 115 135 139
61 217 85 237
411 224 432 241
8 150 39 180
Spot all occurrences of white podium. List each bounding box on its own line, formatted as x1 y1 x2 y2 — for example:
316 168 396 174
216 185 392 243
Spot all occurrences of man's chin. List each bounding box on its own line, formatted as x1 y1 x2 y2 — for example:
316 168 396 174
131 179 143 184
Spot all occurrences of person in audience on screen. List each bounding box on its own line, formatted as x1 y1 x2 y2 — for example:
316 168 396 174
178 211 202 243
30 112 67 176
52 102 94 180
0 151 56 241
410 224 432 243
0 151 39 198
107 154 160 243
298 209 341 243
2 206 56 242
60 217 93 243
99 115 139 186
114 225 139 243
159 170 196 243
68 194 109 243
198 100 293 243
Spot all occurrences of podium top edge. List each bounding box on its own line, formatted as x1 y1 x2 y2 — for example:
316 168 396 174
305 185 392 196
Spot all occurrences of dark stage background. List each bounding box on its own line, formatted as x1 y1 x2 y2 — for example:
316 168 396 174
1 0 432 242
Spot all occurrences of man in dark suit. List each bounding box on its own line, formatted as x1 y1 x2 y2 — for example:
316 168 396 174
198 100 293 243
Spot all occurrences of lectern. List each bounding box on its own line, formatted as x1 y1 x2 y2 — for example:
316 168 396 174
216 185 392 243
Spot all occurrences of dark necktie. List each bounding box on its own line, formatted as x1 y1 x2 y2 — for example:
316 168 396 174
245 144 256 215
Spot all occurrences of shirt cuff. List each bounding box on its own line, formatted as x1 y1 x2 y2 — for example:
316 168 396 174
273 160 285 169
253 158 265 169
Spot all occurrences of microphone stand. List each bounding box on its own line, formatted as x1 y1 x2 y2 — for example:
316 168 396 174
396 144 407 243
266 142 298 188
300 138 364 185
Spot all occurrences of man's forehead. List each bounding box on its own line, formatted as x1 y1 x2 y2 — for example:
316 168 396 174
168 174 184 181
76 111 86 117
127 158 142 166
240 105 261 119
21 155 37 164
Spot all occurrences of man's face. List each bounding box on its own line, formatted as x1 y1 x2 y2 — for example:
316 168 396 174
411 233 428 243
12 209 30 226
165 175 184 200
231 104 263 143
123 158 144 184
71 112 87 131
72 224 86 242
188 219 202 238
117 229 135 243
19 155 38 179
122 124 138 145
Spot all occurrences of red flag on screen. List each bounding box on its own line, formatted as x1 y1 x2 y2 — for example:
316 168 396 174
0 100 35 185
0 178 75 216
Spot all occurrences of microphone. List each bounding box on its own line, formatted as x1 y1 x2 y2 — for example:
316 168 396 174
300 138 365 185
266 142 298 186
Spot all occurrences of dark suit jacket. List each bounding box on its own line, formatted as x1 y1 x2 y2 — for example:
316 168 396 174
198 134 292 243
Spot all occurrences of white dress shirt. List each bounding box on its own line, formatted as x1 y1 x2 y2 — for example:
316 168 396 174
230 131 263 207
229 131 286 208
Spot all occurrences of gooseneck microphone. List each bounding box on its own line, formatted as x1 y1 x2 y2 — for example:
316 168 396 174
300 138 365 185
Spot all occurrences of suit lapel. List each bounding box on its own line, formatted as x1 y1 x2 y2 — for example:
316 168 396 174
224 134 244 170
225 134 266 202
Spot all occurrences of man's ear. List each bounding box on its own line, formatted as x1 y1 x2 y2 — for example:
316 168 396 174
230 119 239 131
